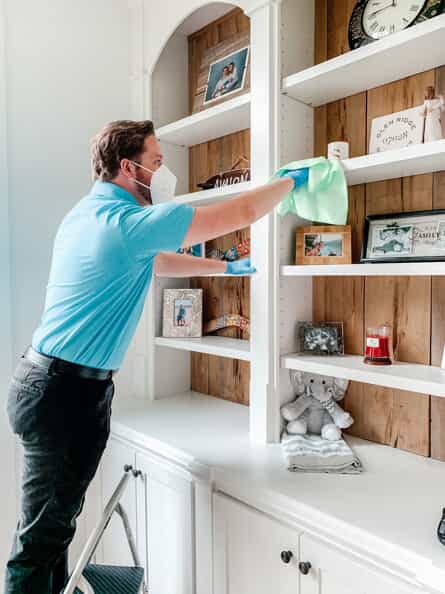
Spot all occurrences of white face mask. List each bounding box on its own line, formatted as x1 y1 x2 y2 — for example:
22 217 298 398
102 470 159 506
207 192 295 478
129 160 177 204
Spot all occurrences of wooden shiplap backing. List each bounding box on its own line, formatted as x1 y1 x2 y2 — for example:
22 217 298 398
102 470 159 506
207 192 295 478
188 9 251 406
314 1 445 457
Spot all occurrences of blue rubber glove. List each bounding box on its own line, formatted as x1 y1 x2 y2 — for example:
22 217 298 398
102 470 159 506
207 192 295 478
225 257 257 275
283 167 309 190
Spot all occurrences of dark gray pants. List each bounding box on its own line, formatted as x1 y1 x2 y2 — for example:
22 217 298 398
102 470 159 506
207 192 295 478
4 353 114 594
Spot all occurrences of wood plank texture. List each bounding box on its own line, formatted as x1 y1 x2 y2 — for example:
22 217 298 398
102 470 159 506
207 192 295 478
313 6 444 456
188 10 251 406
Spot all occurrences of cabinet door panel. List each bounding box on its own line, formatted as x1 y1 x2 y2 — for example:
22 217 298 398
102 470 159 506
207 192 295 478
136 452 194 594
99 438 137 566
300 534 419 594
214 493 301 594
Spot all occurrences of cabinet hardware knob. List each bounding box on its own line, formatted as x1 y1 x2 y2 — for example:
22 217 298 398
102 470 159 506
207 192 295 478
299 562 312 575
124 464 133 473
280 550 293 564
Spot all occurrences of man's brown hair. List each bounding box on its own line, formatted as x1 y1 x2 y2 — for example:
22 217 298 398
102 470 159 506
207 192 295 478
90 120 155 182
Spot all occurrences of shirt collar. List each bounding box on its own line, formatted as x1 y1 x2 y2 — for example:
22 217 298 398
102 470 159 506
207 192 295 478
91 180 139 205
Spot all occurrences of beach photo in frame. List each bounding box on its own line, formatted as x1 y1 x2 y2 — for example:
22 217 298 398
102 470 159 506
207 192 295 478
162 288 203 338
361 210 445 263
296 225 352 265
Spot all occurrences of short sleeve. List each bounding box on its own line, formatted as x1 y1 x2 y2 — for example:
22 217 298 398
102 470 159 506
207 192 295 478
122 202 195 260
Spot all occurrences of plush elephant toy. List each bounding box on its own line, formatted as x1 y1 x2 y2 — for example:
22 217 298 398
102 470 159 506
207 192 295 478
281 370 353 441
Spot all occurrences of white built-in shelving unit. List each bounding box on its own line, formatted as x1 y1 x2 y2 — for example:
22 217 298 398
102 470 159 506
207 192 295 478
281 353 445 399
129 1 445 445
282 14 445 106
156 93 251 147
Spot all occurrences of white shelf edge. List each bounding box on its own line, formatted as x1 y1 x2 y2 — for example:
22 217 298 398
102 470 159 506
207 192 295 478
282 14 445 107
155 336 251 361
342 140 445 186
281 353 445 398
156 92 251 147
281 262 445 277
175 180 255 205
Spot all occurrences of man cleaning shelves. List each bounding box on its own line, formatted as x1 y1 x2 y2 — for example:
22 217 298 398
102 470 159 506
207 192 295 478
4 119 308 594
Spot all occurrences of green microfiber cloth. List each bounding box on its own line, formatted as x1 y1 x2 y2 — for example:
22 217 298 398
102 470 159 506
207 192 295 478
273 157 348 225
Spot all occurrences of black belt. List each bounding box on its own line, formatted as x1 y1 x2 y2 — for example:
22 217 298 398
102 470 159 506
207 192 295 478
23 346 115 381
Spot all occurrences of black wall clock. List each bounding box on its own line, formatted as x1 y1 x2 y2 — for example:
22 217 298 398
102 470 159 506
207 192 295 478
349 0 445 49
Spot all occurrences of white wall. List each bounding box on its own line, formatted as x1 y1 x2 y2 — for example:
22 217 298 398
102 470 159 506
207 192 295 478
0 0 17 578
2 0 133 578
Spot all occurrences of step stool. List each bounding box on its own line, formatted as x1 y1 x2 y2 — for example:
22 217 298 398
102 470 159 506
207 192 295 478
63 465 148 594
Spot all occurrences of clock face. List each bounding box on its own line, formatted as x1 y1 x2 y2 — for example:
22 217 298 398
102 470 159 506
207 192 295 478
349 0 444 49
363 1 426 39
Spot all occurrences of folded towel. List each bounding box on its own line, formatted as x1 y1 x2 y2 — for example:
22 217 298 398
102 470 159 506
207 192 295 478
273 157 348 225
282 432 363 474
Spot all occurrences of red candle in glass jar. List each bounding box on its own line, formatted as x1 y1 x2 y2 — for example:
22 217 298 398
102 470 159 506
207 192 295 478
364 326 392 365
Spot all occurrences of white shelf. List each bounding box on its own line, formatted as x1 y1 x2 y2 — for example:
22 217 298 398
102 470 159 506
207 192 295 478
282 15 445 107
175 180 254 205
281 262 445 277
155 335 251 361
281 353 445 398
342 140 445 186
156 93 251 147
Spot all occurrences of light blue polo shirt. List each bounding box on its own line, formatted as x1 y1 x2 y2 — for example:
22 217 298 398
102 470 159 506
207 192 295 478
32 181 195 370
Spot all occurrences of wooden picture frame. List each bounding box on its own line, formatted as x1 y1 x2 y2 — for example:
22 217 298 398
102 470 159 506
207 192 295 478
296 225 352 265
192 31 250 114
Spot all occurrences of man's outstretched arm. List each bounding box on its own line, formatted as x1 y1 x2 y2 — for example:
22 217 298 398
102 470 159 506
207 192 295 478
154 252 255 277
181 172 307 247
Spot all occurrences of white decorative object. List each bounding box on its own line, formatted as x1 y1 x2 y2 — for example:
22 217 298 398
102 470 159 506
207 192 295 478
328 141 349 160
369 105 425 154
421 86 444 143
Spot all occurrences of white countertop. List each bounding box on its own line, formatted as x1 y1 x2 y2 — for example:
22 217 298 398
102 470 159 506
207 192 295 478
111 392 445 590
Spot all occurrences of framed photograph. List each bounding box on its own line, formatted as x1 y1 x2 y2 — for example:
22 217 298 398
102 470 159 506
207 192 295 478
297 322 344 356
369 105 425 154
361 210 445 263
296 225 352 265
203 46 250 106
162 289 202 338
192 31 250 113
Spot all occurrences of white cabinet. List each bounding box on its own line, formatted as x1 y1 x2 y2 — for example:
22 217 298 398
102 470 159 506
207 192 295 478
299 534 421 594
99 437 139 566
135 451 194 594
213 493 301 594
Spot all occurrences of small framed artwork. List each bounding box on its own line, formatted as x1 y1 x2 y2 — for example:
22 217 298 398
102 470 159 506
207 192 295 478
296 225 352 265
361 210 445 263
162 289 202 338
297 322 344 356
203 46 250 106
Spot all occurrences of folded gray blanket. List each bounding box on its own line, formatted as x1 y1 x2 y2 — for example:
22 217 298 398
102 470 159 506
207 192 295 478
282 432 363 474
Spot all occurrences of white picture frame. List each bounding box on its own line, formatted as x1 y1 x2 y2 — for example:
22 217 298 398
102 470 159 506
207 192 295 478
162 289 203 338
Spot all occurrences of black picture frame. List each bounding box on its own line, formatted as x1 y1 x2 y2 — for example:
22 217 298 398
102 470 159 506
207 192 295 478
361 209 445 263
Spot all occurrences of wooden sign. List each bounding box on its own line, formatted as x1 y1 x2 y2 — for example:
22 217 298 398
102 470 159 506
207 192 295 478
369 105 425 153
198 156 250 190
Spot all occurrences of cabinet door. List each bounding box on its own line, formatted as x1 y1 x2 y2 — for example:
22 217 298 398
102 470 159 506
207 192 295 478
213 493 301 594
136 451 194 594
299 534 420 594
99 437 138 566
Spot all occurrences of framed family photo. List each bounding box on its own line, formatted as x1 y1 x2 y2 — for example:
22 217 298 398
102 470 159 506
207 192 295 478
162 289 202 338
361 210 445 263
296 225 352 265
203 46 250 106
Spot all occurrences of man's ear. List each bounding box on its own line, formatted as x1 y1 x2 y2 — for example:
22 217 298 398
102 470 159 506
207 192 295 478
119 158 135 180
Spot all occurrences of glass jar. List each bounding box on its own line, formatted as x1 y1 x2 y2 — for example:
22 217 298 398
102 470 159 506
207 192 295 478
364 326 393 366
